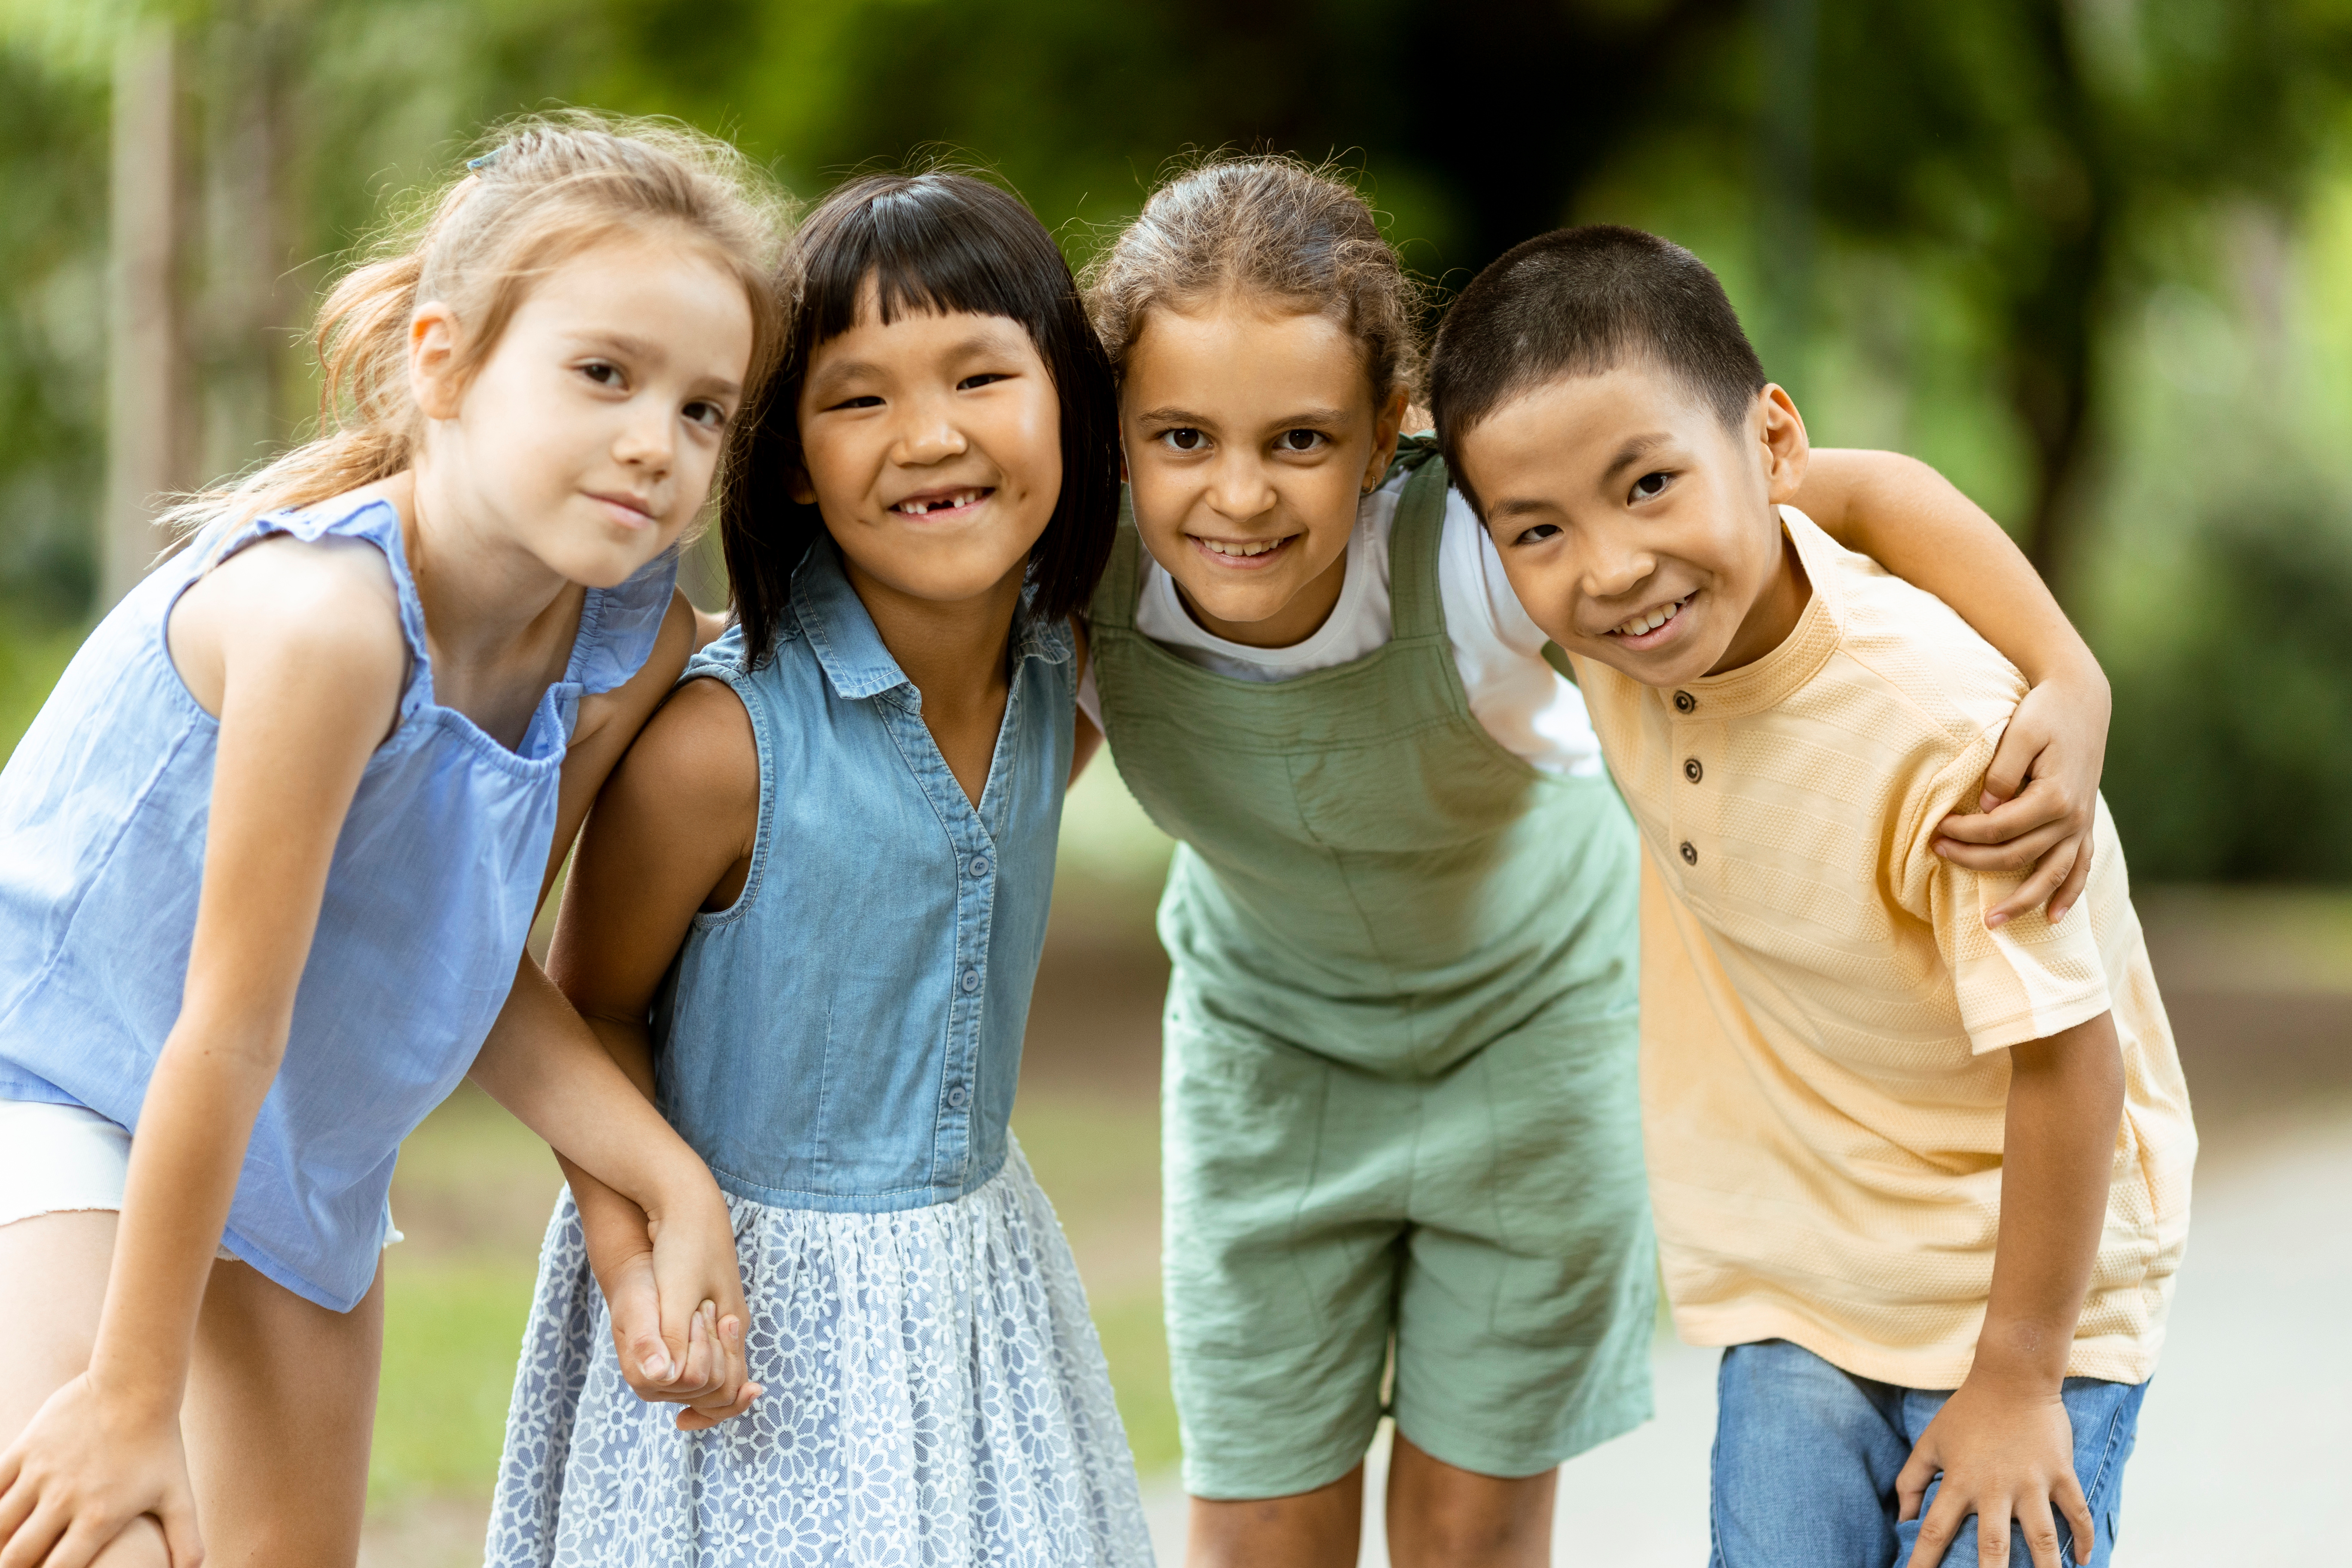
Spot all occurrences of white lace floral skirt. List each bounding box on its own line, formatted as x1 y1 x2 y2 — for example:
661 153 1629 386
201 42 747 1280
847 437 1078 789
484 1142 1155 1566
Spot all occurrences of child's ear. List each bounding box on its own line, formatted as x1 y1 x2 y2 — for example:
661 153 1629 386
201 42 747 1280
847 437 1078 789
1365 386 1410 493
408 303 467 421
787 466 817 506
1757 384 1810 504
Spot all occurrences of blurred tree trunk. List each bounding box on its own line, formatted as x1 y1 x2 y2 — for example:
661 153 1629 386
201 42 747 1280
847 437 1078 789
1995 0 2113 597
1754 0 1817 391
103 20 191 606
199 7 293 484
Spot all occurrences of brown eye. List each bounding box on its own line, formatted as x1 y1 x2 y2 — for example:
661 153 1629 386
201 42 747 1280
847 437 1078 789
1277 429 1327 453
1161 429 1206 452
1632 471 1670 501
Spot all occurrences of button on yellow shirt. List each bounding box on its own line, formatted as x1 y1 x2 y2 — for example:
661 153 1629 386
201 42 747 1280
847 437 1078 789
1573 508 2194 1390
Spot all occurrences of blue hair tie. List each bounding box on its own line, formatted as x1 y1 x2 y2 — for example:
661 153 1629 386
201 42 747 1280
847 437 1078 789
466 149 502 172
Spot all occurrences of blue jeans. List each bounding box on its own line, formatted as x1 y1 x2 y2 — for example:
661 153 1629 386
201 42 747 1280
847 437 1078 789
1709 1340 2146 1568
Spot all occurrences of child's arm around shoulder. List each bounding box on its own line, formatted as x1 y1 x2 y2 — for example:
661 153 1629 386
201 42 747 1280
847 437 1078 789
1793 451 2110 929
0 536 408 1564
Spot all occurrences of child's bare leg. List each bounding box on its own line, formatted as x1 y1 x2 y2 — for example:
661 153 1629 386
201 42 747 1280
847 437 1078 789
0 1211 171 1566
1385 1433 1556 1568
183 1259 384 1565
1185 1466 1364 1568
0 1215 381 1567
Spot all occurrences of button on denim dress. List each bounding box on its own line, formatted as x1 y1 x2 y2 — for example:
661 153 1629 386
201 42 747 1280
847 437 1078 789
0 496 677 1311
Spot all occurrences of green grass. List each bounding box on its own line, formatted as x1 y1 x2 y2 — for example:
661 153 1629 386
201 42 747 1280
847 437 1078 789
371 1254 542 1508
1013 1090 1179 1474
1093 1290 1182 1476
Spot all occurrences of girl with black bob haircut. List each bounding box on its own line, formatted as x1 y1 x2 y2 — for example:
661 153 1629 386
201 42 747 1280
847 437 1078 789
485 165 1154 1562
719 168 1121 662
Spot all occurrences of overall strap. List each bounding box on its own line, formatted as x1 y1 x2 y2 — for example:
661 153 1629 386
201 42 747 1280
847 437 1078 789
1089 486 1148 632
1385 439 1452 643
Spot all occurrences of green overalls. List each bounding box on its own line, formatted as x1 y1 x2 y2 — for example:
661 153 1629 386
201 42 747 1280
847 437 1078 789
1087 443 1655 1499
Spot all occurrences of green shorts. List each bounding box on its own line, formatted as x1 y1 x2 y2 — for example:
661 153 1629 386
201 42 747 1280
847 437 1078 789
1162 1000 1656 1500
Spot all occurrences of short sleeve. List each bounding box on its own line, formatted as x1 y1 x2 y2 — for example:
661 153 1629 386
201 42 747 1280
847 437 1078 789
1914 747 2114 1054
1075 659 1104 734
1441 496 1606 777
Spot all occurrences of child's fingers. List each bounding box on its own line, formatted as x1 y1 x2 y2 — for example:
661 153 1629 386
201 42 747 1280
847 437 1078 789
158 1485 208 1568
0 1465 34 1546
673 1379 763 1433
1936 782 2076 848
2017 1493 2073 1568
40 1514 130 1568
1972 1499 2014 1568
1983 840 2080 928
1980 729 2041 807
2047 837 2094 925
599 1253 678 1391
0 1497 66 1568
2052 1473 2096 1565
676 1303 714 1396
1938 823 2071 884
621 1316 677 1382
1901 1488 1966 1568
719 1312 748 1403
1894 1446 1937 1523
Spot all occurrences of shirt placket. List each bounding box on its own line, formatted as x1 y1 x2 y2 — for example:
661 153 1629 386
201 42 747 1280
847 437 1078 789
879 684 1004 1192
1666 686 1714 907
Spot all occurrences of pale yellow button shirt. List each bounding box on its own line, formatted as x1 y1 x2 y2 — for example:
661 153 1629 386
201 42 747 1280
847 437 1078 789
1574 508 2194 1390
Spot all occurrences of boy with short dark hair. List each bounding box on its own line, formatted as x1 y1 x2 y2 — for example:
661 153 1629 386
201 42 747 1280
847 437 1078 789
1429 225 2194 1568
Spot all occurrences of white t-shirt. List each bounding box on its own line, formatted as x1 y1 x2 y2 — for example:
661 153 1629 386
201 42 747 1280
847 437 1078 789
1077 466 1605 776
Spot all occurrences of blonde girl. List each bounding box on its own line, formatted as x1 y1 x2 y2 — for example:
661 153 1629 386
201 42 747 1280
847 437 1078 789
1077 157 2116 1567
0 116 784 1567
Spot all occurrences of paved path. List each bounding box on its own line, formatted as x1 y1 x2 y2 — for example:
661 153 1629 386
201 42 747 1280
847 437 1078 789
1145 1108 2352 1565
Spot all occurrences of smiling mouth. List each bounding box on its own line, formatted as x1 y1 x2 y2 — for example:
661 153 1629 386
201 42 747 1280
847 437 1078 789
891 488 992 517
1189 533 1294 565
1608 592 1693 642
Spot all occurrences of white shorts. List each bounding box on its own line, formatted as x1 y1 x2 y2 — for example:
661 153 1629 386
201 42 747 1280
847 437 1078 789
0 1098 401 1261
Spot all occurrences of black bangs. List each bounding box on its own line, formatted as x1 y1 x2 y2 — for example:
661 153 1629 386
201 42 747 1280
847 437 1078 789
801 177 1064 344
719 170 1121 667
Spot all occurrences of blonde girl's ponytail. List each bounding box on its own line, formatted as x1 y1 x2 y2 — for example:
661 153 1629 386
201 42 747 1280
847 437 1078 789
165 110 792 547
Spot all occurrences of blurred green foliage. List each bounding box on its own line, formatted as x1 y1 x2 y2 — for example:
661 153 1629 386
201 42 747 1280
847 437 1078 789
2 0 2350 885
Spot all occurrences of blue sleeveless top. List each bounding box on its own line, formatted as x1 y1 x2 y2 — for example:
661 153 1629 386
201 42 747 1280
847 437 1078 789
653 540 1073 1211
0 496 677 1310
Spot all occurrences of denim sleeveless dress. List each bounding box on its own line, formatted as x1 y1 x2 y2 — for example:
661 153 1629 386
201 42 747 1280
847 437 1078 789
487 540 1151 1568
0 496 677 1311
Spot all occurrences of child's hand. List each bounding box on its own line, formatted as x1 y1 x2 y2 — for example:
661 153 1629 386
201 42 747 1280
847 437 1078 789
1932 673 2110 928
644 1183 762 1430
1896 1373 2093 1568
0 1372 204 1568
593 1243 753 1423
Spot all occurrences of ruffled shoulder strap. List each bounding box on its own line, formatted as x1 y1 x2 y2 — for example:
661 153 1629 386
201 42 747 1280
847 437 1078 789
567 545 681 695
193 496 432 706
